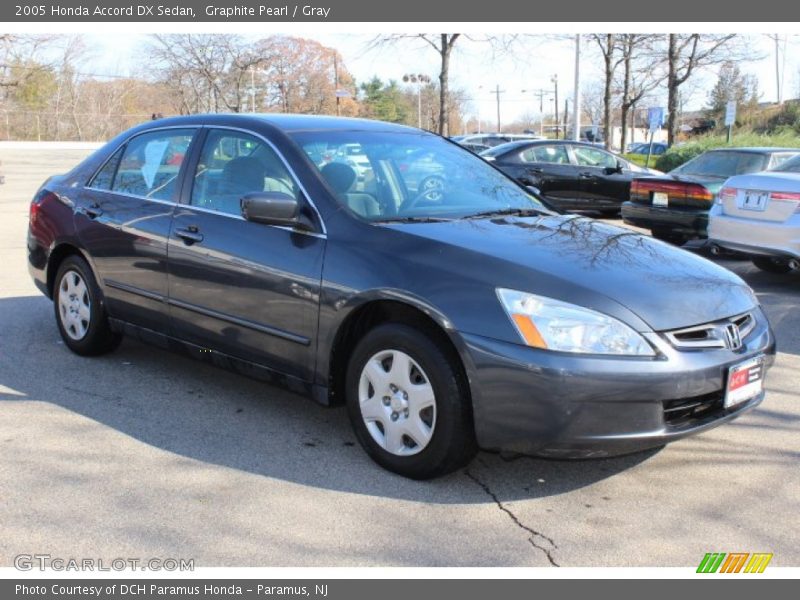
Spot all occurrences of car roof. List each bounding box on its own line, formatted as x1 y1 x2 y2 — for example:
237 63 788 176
489 139 615 153
145 113 424 134
705 147 800 154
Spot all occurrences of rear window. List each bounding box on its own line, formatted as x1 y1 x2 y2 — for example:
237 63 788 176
672 151 768 177
771 154 800 173
769 152 800 170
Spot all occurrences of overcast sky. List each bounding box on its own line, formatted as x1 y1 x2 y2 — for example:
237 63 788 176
83 32 798 124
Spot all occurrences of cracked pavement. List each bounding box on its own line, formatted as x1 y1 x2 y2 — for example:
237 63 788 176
1 148 798 567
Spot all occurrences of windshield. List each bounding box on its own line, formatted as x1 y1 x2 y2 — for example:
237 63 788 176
290 130 549 222
671 151 768 178
772 154 800 173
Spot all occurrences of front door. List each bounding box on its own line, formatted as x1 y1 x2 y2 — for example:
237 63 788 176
166 128 326 381
570 145 630 210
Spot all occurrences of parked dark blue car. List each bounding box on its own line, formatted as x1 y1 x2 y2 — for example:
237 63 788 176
28 114 775 478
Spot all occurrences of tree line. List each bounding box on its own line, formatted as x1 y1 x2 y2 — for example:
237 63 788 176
0 33 781 144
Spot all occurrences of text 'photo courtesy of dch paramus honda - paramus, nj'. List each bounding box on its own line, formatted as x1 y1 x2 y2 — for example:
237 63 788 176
27 113 775 479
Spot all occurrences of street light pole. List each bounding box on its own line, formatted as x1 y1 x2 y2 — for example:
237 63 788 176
572 34 581 141
403 73 431 129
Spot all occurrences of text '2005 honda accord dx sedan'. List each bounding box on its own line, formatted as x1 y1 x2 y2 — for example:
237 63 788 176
27 114 775 479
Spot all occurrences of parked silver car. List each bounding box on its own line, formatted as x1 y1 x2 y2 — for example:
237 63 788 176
708 154 800 273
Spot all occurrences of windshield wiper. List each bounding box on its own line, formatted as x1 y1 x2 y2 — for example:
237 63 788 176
462 207 543 220
373 216 453 224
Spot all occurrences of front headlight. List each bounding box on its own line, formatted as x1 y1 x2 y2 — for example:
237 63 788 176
497 288 655 356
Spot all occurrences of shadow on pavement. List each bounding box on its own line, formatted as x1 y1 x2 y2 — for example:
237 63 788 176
0 294 661 504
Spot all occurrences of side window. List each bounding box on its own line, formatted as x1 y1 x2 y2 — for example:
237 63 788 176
521 145 569 164
89 146 124 190
573 146 617 168
110 129 194 201
191 129 299 216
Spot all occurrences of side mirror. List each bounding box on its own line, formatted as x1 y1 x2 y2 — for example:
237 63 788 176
605 160 625 175
240 192 313 231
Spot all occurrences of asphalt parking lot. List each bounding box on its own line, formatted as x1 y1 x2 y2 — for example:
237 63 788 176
1 146 798 568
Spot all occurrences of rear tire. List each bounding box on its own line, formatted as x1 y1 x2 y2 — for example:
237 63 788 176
345 323 477 479
752 256 793 274
53 255 122 356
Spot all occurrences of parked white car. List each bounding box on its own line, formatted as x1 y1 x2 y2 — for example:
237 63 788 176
708 154 800 274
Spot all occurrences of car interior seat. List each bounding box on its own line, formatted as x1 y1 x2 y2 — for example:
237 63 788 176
216 156 268 214
320 162 380 218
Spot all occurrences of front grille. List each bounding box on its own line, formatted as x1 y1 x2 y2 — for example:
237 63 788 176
663 391 725 427
664 311 756 350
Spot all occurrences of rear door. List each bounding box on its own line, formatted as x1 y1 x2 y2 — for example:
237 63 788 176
517 144 582 208
166 127 326 381
75 127 197 332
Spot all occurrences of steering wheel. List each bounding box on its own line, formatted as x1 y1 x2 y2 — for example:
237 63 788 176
403 188 445 211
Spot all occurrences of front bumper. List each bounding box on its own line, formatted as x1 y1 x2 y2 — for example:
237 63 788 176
463 307 775 457
622 201 709 238
709 210 800 259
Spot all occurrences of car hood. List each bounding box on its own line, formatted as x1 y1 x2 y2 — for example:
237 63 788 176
383 215 756 332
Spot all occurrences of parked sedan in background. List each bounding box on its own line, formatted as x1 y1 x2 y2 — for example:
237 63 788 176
627 142 668 157
481 140 661 215
27 114 775 479
708 154 800 274
623 148 800 244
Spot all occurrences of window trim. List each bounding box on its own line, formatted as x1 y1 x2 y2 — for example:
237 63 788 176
191 125 327 236
85 125 199 204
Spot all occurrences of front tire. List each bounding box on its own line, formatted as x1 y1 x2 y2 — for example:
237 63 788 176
53 255 122 355
345 323 477 479
752 256 794 274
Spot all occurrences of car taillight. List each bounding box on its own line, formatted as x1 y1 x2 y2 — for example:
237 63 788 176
30 190 58 225
769 191 800 212
683 183 714 202
718 186 737 205
630 179 713 203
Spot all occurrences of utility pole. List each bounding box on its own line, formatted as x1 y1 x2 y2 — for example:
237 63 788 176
522 88 549 136
333 52 340 116
250 66 256 113
490 84 505 132
572 33 581 141
551 75 559 139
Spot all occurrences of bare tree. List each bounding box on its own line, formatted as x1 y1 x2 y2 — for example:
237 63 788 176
369 34 460 136
663 34 739 145
617 34 663 152
148 34 268 114
590 34 624 149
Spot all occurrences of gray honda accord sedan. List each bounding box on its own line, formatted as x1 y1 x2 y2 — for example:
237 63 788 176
27 114 775 478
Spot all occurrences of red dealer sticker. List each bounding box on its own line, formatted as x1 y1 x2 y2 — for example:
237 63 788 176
725 355 765 409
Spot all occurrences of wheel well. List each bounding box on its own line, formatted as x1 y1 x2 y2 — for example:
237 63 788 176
327 300 470 408
46 244 83 297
